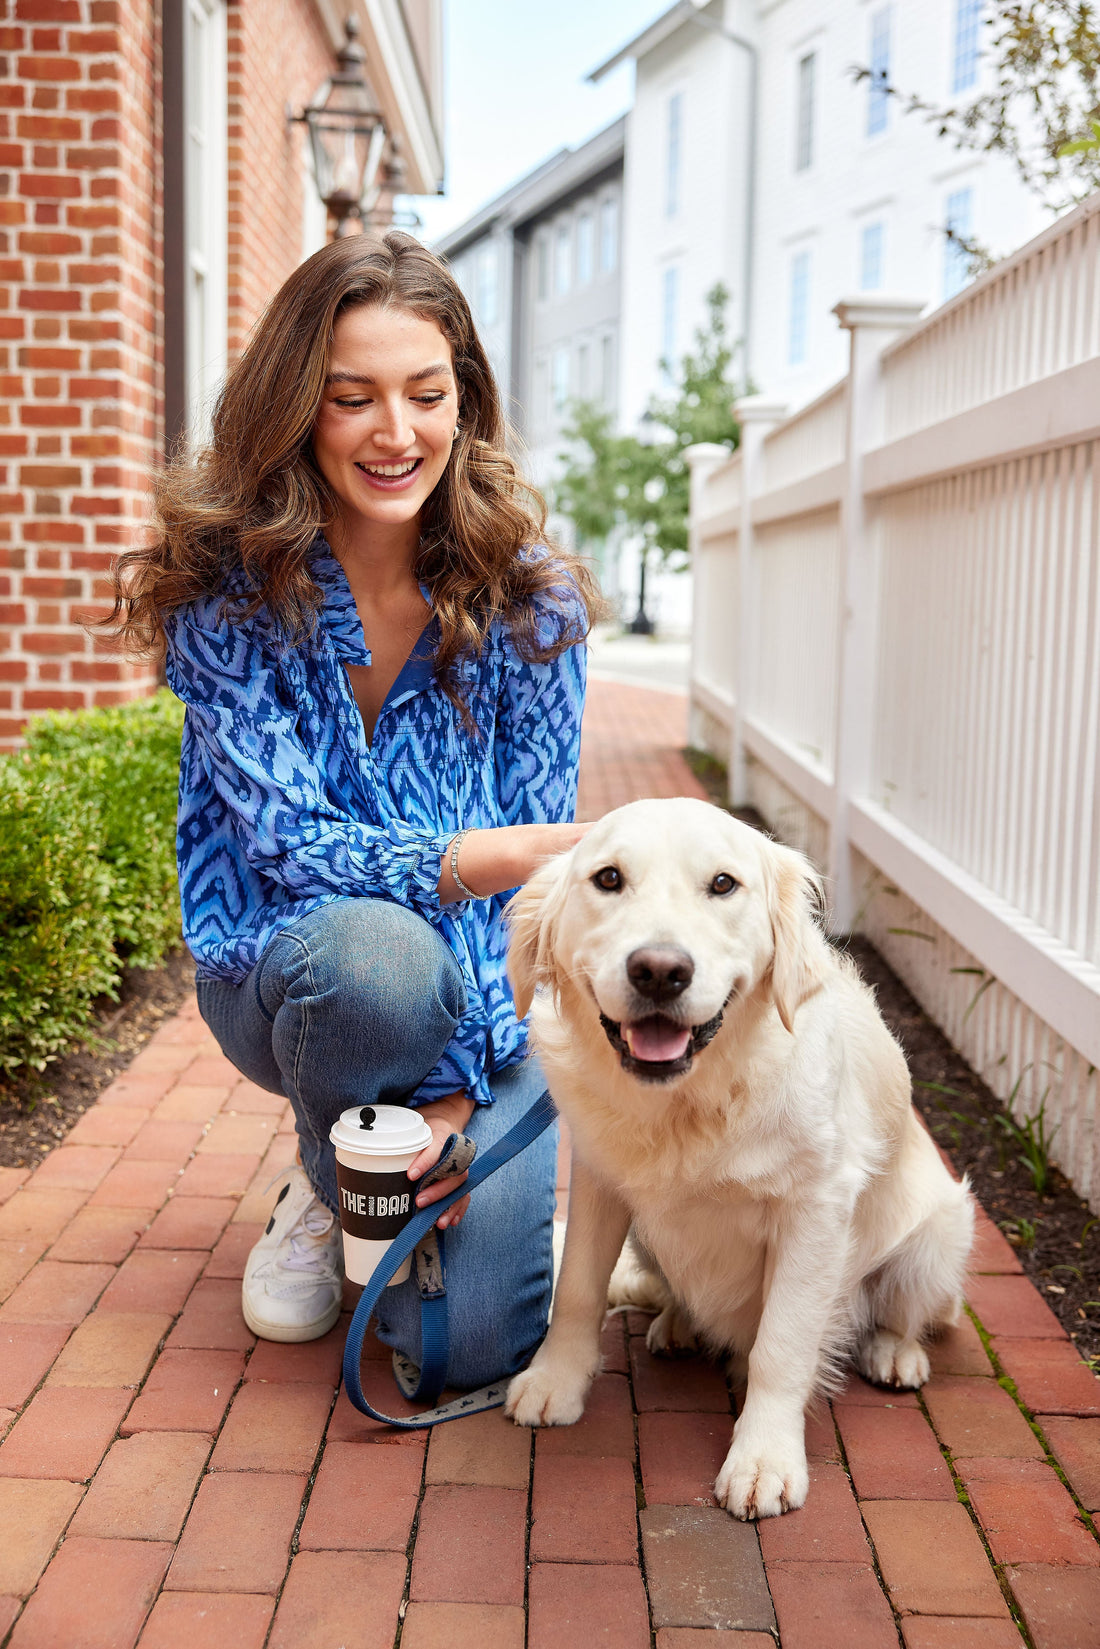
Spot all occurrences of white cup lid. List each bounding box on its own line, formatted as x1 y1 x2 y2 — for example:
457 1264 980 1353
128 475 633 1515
329 1102 433 1157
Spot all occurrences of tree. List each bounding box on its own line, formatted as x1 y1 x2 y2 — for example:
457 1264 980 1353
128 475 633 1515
853 2 1100 220
554 284 742 627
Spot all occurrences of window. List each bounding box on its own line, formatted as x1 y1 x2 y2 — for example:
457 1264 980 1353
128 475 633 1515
552 346 570 415
476 243 498 326
952 0 982 94
666 91 683 217
860 221 884 289
534 355 549 423
599 196 618 274
944 186 973 298
788 250 810 366
867 7 891 137
576 212 594 285
600 332 615 404
577 340 589 398
554 224 571 296
795 52 815 171
661 265 679 380
535 233 550 301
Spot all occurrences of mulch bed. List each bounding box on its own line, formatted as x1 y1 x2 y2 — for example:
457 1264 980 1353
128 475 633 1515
0 946 196 1170
848 936 1100 1368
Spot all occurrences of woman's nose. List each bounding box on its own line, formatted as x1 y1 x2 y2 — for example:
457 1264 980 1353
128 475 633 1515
371 399 413 451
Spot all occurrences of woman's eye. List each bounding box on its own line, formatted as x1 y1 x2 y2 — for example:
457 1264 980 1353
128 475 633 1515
710 873 738 896
335 398 369 409
592 866 623 892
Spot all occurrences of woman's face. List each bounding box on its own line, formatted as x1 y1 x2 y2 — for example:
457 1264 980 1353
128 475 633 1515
312 302 458 542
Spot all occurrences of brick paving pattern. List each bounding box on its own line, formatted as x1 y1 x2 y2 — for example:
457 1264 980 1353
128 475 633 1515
1 679 1098 1646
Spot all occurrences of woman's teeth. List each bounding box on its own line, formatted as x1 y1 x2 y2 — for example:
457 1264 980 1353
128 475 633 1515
356 460 420 477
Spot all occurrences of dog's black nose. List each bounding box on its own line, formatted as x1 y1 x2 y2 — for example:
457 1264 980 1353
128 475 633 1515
626 946 695 1000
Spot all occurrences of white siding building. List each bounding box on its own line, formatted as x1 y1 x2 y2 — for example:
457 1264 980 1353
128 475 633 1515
595 0 1051 415
435 122 626 590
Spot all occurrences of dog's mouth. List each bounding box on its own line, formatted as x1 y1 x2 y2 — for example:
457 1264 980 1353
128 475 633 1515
598 1007 727 1082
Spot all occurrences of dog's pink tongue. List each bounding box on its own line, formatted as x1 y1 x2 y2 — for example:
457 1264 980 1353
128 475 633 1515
625 1018 692 1063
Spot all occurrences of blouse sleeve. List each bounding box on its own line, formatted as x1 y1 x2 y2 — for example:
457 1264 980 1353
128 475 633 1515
164 605 453 922
493 583 588 828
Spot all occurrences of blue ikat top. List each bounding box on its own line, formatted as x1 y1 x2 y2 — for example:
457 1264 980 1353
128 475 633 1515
163 536 587 1110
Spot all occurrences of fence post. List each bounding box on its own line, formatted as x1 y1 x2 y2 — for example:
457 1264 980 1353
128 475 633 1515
730 395 787 806
685 442 733 752
829 295 924 931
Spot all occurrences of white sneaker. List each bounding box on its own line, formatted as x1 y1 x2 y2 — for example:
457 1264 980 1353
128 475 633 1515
242 1166 343 1342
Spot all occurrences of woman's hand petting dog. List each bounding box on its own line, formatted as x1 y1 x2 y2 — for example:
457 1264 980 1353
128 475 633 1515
503 797 974 1520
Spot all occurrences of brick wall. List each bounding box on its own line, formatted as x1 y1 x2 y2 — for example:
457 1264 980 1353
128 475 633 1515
0 0 163 744
226 0 332 358
0 0 403 749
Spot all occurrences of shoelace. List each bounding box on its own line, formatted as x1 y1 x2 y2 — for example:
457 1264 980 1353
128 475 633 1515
281 1204 339 1278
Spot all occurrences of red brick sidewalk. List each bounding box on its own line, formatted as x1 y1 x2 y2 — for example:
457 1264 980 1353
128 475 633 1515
1 681 1099 1648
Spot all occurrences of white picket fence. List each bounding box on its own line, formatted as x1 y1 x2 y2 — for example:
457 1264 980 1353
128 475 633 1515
688 193 1100 1211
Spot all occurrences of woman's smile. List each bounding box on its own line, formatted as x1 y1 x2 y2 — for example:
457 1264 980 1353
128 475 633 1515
353 455 425 490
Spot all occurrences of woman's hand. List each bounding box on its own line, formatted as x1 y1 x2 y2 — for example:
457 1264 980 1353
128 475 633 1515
439 820 591 904
406 1091 477 1230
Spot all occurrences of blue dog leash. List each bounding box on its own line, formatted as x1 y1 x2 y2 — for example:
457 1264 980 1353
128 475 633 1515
341 1086 558 1428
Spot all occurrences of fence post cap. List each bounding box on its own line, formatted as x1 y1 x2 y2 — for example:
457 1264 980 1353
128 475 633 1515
733 393 788 423
683 442 730 468
832 294 926 331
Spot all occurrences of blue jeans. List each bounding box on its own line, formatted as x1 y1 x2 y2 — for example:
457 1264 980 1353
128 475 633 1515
196 897 557 1388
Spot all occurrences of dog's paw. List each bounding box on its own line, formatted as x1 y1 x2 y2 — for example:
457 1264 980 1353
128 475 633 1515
714 1436 809 1521
505 1364 590 1429
857 1328 930 1389
607 1254 667 1314
646 1304 699 1358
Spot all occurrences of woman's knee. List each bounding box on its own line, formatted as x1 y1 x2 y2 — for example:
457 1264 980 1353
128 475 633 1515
260 898 467 1036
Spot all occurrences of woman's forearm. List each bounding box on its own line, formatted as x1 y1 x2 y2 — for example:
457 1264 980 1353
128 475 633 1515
437 821 589 903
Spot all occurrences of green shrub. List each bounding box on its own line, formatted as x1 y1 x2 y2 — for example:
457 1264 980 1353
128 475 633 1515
0 691 185 1077
0 757 119 1073
26 693 185 967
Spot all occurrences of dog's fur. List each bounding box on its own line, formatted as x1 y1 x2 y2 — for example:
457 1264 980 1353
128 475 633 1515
503 798 974 1520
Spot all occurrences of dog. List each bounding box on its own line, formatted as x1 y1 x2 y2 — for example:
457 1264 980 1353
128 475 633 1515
503 797 974 1520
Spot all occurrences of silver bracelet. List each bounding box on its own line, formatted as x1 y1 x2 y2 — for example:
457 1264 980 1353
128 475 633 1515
449 828 484 900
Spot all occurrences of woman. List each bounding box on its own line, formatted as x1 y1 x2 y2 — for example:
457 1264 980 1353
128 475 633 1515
106 231 601 1388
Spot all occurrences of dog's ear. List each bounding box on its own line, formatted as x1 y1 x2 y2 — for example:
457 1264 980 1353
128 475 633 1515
767 843 829 1034
505 849 573 1020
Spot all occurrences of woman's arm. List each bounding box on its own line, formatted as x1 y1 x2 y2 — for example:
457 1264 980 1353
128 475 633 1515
438 819 588 903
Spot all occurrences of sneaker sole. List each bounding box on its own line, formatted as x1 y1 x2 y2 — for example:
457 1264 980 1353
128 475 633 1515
241 1292 342 1344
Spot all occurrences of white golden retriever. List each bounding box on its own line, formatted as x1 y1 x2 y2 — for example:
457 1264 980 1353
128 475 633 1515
504 797 974 1520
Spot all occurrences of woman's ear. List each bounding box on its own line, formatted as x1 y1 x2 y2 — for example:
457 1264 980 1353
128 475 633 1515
767 843 829 1034
506 851 572 1020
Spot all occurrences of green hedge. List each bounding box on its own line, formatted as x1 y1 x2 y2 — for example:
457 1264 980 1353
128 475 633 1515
0 691 185 1077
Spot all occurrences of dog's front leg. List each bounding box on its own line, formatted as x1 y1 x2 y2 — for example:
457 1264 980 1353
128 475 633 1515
506 1153 630 1428
715 1212 848 1520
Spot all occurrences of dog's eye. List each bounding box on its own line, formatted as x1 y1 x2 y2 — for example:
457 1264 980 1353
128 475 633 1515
710 873 738 897
592 865 623 892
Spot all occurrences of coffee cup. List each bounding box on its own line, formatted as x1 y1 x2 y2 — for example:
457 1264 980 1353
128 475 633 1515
329 1103 434 1287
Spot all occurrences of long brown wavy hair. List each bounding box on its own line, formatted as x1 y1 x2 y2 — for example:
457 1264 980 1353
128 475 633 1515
103 230 603 693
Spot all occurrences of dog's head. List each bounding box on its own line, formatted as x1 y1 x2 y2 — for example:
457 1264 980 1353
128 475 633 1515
508 798 828 1084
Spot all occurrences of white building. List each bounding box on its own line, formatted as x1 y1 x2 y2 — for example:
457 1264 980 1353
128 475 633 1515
435 120 625 484
596 0 1050 416
437 1 1053 635
435 122 626 594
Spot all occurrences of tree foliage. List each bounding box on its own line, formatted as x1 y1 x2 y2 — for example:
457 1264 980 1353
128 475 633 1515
854 2 1100 215
554 283 741 569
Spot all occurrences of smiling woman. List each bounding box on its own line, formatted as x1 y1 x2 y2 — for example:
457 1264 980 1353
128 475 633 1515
98 232 603 1393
